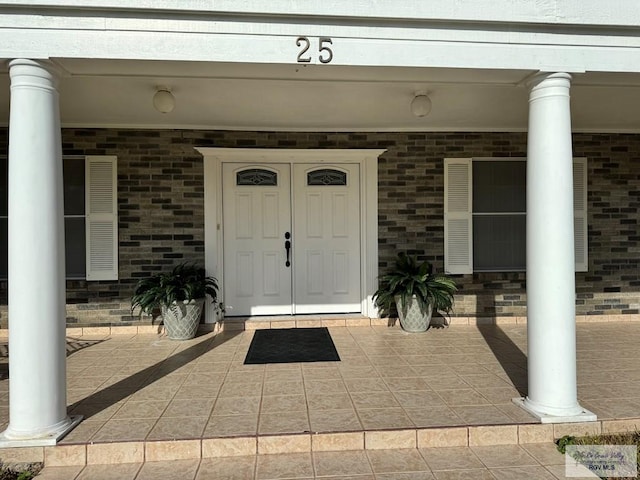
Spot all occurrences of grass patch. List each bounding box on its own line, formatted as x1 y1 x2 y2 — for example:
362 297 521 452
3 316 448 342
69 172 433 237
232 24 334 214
556 431 639 479
0 463 42 480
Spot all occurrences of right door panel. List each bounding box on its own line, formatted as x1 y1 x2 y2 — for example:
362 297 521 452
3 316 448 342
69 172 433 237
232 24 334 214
292 164 361 314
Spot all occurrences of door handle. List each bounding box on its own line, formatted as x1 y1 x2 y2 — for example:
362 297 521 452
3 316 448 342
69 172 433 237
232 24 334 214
285 232 291 267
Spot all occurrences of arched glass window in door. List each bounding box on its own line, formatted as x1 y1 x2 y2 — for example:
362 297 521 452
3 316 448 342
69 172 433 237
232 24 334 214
236 168 278 186
307 169 347 186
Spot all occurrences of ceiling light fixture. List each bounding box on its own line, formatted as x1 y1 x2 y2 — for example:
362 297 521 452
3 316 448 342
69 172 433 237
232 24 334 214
410 92 432 118
153 86 175 114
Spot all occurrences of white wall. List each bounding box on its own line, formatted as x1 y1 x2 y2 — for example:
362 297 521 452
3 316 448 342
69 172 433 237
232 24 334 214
0 1 640 73
1 1 638 26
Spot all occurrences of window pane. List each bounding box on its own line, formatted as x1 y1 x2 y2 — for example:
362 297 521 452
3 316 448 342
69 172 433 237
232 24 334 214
236 169 277 186
473 161 525 213
0 158 7 215
307 169 347 186
64 158 85 215
65 217 86 278
473 215 526 270
0 218 6 278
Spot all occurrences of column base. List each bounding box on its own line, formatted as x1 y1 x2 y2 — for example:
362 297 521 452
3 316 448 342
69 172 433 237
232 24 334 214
513 397 597 424
0 415 83 448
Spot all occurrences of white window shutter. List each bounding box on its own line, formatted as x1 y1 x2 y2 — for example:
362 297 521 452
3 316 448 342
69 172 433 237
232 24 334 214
573 157 588 272
85 156 118 280
444 158 473 274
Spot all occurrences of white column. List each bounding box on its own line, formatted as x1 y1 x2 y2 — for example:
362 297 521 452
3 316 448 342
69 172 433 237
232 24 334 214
0 59 80 446
515 72 595 423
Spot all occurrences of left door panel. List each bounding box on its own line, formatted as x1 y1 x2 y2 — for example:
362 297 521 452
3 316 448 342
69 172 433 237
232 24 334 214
222 164 292 316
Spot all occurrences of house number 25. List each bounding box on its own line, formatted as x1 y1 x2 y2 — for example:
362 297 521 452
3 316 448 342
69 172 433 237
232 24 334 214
296 37 333 64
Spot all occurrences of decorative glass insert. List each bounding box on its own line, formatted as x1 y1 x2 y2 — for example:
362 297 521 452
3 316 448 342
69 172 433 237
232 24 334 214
307 169 347 186
236 169 277 186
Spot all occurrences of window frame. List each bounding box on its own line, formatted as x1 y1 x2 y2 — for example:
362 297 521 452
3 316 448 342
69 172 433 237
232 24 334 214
0 155 118 281
444 157 588 274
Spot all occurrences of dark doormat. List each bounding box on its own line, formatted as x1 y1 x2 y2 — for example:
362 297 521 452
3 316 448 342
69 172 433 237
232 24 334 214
244 327 340 364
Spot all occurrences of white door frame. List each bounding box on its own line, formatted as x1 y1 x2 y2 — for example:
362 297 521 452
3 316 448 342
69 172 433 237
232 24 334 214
197 147 384 322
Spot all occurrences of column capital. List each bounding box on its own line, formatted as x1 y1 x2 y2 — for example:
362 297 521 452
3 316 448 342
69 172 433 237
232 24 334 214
528 72 572 102
8 59 61 91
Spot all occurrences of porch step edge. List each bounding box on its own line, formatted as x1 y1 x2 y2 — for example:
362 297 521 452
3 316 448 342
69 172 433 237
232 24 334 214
0 314 637 338
5 417 636 467
220 315 389 331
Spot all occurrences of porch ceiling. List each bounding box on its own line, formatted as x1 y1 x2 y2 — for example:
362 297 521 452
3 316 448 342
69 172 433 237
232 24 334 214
1 58 640 132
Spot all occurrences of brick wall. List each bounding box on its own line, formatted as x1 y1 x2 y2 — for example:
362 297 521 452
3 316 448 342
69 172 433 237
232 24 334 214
377 132 530 319
574 134 640 315
0 129 638 325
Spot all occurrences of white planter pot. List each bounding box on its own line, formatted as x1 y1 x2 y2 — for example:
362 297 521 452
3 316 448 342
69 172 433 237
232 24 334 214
161 299 205 340
394 295 433 333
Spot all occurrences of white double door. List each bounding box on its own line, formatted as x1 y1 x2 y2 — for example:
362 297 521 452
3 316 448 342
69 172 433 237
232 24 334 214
222 162 361 317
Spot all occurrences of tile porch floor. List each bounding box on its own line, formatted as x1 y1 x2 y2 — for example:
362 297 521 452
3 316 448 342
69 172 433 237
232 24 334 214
1 321 639 478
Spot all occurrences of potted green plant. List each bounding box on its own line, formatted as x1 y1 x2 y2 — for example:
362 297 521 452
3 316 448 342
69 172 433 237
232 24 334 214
131 263 219 340
373 253 457 332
